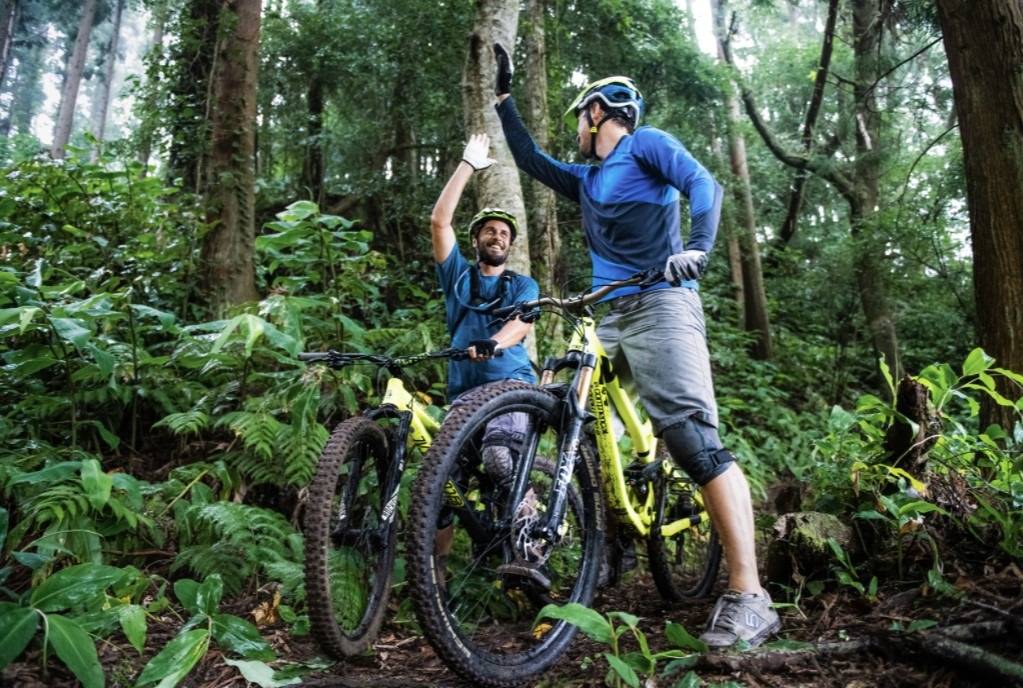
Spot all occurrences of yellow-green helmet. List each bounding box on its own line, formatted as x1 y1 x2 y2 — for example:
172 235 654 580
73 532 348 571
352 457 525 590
563 76 644 130
468 207 518 242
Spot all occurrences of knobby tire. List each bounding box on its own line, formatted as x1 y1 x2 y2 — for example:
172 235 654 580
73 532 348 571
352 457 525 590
304 416 396 657
646 464 723 600
407 381 604 688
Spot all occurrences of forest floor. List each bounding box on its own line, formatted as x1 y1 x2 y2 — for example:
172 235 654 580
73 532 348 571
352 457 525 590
5 539 1022 688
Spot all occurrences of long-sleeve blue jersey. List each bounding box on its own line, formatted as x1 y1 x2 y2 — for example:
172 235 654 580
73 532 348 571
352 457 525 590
497 97 723 297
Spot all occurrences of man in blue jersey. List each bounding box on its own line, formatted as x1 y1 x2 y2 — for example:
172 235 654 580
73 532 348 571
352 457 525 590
492 44 780 649
431 132 544 581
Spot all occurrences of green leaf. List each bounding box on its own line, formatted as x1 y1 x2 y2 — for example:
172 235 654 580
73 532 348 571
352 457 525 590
0 507 7 552
118 604 147 654
0 603 39 669
604 653 640 687
962 348 994 377
81 459 113 510
173 579 200 614
536 603 612 644
135 628 209 687
212 613 274 661
223 659 302 687
664 621 706 652
196 575 224 616
47 614 103 688
29 563 129 612
50 317 93 348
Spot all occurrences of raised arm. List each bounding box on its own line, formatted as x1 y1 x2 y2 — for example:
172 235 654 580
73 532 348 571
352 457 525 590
431 134 495 264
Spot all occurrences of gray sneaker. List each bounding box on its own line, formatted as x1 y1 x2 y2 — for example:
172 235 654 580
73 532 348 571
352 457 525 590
700 589 781 650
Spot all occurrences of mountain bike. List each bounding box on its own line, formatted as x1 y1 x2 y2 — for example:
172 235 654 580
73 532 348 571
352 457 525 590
405 270 722 687
299 347 471 658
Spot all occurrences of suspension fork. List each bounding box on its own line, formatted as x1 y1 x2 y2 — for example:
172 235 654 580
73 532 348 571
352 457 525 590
366 406 412 531
524 352 596 544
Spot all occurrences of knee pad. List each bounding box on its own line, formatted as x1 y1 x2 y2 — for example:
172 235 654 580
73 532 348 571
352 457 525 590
661 417 736 486
482 445 516 487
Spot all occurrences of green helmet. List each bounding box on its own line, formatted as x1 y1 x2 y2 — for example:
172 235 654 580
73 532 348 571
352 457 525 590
468 207 518 242
563 76 644 130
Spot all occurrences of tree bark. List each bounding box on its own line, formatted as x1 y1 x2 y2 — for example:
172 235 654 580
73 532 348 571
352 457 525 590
713 0 771 360
0 0 17 94
200 0 262 316
522 0 564 350
936 0 1023 433
463 0 529 280
90 0 125 162
51 0 98 159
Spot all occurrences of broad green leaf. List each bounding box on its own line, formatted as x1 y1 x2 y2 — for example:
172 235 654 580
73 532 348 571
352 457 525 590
173 579 200 614
962 348 994 377
536 603 612 644
0 603 38 668
80 459 113 510
664 621 706 652
29 563 128 612
223 659 301 687
49 317 93 348
47 614 103 688
212 613 274 661
135 628 209 687
196 575 224 616
118 604 147 654
604 653 640 688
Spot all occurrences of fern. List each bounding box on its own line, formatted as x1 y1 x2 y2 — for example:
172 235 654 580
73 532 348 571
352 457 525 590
153 408 211 436
172 502 299 595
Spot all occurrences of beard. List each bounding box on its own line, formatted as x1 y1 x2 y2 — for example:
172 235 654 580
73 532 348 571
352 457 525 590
477 248 508 267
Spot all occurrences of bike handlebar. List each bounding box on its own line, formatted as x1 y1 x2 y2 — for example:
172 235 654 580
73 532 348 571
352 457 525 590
490 267 664 321
298 346 502 370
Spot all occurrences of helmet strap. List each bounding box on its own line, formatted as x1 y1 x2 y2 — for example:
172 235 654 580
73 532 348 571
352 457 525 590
584 107 609 160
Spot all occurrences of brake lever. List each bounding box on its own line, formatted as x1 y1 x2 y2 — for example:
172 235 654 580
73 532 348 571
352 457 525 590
637 267 665 288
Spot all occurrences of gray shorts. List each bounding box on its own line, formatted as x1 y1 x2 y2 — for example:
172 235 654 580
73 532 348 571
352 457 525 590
450 384 528 449
596 287 718 435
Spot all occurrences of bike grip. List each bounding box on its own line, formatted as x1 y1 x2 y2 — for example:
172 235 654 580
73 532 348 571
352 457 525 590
298 352 330 361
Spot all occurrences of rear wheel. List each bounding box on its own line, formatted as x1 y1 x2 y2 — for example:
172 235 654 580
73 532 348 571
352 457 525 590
647 459 722 600
407 381 603 688
304 416 396 657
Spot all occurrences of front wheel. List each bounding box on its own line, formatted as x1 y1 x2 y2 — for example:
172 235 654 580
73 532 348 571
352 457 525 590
406 381 604 688
647 461 723 600
304 416 396 657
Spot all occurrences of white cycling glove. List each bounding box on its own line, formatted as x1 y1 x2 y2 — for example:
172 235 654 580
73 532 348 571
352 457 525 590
462 133 496 171
663 250 708 285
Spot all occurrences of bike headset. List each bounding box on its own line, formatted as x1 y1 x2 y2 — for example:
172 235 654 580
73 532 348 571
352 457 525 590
563 76 644 160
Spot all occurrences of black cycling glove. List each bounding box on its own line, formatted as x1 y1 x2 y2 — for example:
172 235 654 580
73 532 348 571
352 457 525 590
468 338 499 357
493 43 513 97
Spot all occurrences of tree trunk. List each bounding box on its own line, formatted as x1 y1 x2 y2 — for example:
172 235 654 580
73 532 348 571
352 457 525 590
200 0 262 316
936 0 1023 433
136 1 168 175
51 0 97 159
522 0 563 350
300 75 324 206
850 0 901 381
90 0 125 162
166 0 222 193
0 0 17 94
713 0 772 360
463 0 529 280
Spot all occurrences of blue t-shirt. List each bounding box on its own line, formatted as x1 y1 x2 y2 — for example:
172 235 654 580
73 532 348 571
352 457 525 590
436 248 539 398
498 97 723 299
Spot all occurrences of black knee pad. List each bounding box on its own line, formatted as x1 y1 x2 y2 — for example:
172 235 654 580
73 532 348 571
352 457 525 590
661 417 736 486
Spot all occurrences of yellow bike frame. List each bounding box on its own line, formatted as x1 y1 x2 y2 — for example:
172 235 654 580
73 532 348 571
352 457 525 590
380 377 441 453
543 314 708 540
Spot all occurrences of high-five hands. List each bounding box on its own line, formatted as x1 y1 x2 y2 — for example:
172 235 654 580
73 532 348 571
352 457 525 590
493 43 513 97
462 133 496 171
